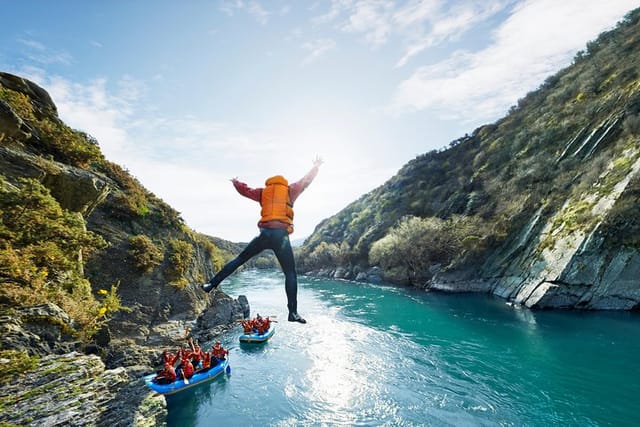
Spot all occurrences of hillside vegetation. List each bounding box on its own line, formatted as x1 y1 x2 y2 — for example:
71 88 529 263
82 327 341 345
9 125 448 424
0 72 235 343
297 8 640 309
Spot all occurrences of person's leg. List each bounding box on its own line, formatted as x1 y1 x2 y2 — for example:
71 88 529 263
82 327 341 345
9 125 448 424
267 229 306 323
202 231 268 292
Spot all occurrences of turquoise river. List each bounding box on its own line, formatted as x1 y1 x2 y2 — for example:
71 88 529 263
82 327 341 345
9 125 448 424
165 269 640 426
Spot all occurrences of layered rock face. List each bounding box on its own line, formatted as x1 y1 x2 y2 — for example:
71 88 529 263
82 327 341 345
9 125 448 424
432 126 640 310
491 165 640 310
0 303 79 356
0 352 166 427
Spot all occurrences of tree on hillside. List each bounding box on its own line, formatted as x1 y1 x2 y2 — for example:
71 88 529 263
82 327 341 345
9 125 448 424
369 215 487 285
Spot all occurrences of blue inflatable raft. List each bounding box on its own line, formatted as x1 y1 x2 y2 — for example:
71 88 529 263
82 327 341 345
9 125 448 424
143 359 229 395
239 326 275 343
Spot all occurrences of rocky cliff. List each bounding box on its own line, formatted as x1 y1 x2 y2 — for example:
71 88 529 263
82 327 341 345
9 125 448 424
432 136 640 310
298 8 640 310
0 72 250 424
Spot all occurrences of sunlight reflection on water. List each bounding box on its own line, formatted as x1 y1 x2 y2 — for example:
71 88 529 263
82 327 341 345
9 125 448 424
164 269 640 427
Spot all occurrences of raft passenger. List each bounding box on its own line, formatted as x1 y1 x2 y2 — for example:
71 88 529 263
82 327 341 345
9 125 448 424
153 363 177 384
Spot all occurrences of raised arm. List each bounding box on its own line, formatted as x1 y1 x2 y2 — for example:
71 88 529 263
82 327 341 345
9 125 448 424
289 156 323 203
231 177 262 202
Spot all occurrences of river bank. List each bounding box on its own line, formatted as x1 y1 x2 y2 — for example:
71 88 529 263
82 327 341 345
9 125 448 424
0 291 249 426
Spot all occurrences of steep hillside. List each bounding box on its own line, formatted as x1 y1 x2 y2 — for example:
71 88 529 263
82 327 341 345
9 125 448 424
0 70 253 340
298 8 640 310
0 71 255 423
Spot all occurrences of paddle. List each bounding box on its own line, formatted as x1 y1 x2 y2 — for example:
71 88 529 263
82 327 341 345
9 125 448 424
182 325 191 384
183 325 191 345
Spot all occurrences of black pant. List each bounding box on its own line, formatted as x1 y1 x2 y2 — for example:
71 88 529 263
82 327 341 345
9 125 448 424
210 228 299 313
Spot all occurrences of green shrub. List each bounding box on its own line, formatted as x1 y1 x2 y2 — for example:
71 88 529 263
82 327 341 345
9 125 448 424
192 233 226 271
128 234 163 273
99 161 150 219
37 119 104 168
166 239 194 286
0 178 106 280
80 282 129 342
0 86 36 121
0 177 114 339
369 215 488 285
300 241 353 271
0 86 103 168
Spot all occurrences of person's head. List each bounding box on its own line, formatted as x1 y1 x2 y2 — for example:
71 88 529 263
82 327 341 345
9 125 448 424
265 175 288 186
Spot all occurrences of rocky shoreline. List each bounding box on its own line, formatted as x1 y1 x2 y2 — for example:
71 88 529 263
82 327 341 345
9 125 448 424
0 352 165 427
304 266 386 284
304 259 640 311
0 291 250 427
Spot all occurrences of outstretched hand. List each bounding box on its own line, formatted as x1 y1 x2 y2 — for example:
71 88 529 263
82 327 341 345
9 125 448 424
313 156 324 168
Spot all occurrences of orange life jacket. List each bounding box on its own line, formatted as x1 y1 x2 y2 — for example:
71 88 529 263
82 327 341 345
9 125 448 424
260 175 294 225
181 359 194 379
164 365 176 381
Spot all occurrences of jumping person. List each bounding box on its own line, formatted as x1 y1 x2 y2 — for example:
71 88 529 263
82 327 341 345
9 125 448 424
202 156 323 324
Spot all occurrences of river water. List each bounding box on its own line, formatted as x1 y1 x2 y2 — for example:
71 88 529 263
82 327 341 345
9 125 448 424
165 269 640 426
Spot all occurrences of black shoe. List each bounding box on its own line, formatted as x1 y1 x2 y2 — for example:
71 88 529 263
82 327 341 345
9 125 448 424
201 281 219 293
288 312 306 324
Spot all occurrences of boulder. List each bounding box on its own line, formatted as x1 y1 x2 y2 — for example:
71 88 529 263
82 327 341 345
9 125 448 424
333 267 348 279
0 145 111 216
197 292 249 328
0 99 30 141
195 293 250 343
42 164 111 216
0 71 58 118
0 303 80 356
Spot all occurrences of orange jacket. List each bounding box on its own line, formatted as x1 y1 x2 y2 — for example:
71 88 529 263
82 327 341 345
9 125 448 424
157 363 176 382
202 352 211 369
231 164 320 234
212 344 228 359
241 320 252 334
181 359 194 379
260 175 294 225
